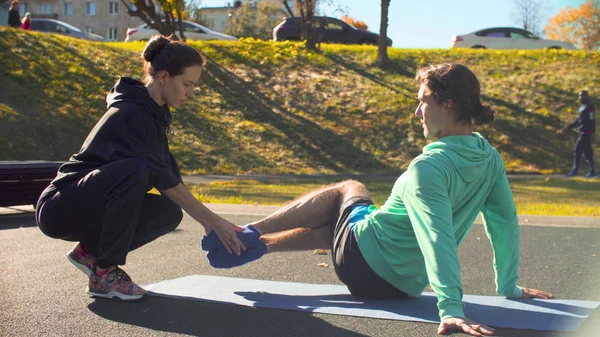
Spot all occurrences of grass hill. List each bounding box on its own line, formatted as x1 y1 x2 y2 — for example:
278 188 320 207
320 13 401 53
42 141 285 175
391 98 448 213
1 27 598 175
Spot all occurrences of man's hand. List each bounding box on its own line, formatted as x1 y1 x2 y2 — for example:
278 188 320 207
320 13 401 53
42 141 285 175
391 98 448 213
210 218 247 256
557 128 566 134
438 317 495 336
520 287 553 299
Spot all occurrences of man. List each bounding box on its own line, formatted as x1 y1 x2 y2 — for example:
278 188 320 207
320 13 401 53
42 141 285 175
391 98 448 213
558 90 596 178
202 63 553 336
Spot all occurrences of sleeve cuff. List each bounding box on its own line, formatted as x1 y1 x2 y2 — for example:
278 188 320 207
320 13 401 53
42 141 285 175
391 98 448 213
439 303 465 320
503 285 523 298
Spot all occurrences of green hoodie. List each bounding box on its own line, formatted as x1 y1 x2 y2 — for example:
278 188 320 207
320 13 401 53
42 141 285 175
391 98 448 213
353 132 522 320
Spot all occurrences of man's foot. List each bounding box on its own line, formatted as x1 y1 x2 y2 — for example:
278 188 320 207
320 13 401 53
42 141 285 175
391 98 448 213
67 243 96 277
87 266 147 301
207 242 267 269
585 171 598 178
201 224 261 251
565 170 577 177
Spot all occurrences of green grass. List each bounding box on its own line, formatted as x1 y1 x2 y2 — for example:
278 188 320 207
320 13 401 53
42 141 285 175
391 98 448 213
189 177 599 217
1 29 599 176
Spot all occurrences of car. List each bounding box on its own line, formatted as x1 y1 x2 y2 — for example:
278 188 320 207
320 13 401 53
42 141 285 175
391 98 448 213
125 20 237 42
451 27 576 50
30 19 103 41
273 16 392 46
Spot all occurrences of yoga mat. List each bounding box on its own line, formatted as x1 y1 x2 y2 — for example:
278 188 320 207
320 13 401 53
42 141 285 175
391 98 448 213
144 275 598 332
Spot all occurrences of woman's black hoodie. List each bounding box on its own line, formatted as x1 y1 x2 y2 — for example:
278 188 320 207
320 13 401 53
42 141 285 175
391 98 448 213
52 77 182 191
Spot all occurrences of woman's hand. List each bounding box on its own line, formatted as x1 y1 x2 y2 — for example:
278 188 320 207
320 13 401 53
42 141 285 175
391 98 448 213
438 317 495 336
210 218 247 256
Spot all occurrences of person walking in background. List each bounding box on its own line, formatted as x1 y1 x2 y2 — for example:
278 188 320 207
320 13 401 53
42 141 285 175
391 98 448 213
21 12 31 31
558 90 596 178
8 0 21 28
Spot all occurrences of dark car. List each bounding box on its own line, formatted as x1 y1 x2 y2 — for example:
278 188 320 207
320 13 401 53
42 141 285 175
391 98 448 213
30 19 103 41
273 16 392 46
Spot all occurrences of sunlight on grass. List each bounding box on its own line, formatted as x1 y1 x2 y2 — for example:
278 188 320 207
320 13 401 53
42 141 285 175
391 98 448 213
189 177 599 217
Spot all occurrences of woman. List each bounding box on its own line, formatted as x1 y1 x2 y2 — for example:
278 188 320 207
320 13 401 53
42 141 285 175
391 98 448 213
8 0 21 28
21 12 31 31
202 63 553 336
36 35 245 301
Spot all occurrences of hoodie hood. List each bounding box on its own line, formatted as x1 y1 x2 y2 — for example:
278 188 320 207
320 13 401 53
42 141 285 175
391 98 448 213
107 77 172 125
422 132 494 182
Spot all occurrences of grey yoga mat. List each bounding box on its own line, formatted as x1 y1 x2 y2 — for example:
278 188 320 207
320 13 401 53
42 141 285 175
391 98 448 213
143 275 598 332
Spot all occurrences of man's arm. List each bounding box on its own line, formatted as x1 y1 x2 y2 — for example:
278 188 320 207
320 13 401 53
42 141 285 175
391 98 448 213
481 173 522 298
402 161 464 319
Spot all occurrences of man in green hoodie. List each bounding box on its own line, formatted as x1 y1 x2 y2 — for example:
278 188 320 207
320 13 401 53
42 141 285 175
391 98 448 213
202 63 553 336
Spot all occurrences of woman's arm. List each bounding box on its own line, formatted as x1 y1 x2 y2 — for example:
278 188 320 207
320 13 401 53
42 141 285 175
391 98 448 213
162 183 245 255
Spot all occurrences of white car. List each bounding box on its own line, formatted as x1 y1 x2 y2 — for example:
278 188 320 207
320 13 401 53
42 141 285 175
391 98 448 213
125 20 237 42
452 27 576 50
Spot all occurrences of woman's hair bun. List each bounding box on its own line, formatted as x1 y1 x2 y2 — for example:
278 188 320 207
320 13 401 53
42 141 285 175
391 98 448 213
473 104 496 125
142 35 170 62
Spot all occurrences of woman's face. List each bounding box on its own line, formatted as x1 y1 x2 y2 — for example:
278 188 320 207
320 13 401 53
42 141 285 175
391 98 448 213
161 66 202 108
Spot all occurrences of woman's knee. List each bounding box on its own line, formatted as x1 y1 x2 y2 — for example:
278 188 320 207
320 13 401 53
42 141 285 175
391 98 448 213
163 200 183 232
121 158 150 185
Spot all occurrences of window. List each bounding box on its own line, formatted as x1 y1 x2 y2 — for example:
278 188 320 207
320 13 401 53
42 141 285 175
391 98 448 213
183 22 204 33
510 32 526 39
207 18 215 30
109 1 118 15
85 27 94 34
107 27 118 41
485 31 506 38
63 3 73 16
325 22 344 31
86 2 96 16
37 3 55 15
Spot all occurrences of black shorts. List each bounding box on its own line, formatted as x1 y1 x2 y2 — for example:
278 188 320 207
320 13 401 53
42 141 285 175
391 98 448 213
331 196 408 299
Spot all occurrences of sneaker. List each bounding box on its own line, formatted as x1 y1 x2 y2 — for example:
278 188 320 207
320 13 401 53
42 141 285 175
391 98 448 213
585 171 598 178
87 266 147 301
565 170 577 178
67 243 95 277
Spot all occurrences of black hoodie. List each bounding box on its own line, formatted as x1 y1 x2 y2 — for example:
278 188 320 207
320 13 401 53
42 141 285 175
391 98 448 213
51 77 182 190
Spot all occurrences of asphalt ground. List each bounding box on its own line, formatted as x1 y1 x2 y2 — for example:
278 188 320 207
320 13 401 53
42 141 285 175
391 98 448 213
1 208 599 337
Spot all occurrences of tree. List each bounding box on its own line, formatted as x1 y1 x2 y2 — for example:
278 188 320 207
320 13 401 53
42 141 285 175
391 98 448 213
256 0 287 40
512 0 546 36
120 0 187 41
226 0 283 40
282 0 318 50
340 15 368 30
377 0 390 64
227 1 257 38
545 0 600 51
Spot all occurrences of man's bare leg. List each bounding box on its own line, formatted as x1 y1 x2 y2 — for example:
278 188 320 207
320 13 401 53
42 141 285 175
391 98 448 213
252 180 370 253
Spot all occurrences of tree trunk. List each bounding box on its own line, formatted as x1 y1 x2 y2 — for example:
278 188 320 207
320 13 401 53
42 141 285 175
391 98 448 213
377 0 390 64
304 0 317 50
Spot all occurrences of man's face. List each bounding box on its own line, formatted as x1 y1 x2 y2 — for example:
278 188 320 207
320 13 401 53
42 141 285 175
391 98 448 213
415 84 449 140
579 92 589 104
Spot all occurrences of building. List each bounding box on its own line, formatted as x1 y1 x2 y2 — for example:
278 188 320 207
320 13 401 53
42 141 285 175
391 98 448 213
196 0 290 35
17 0 144 41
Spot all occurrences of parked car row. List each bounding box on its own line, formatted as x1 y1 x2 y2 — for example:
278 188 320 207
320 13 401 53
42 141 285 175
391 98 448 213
20 16 577 51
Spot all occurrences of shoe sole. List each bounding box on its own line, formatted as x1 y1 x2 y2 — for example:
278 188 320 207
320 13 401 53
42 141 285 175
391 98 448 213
86 290 147 301
67 254 92 277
